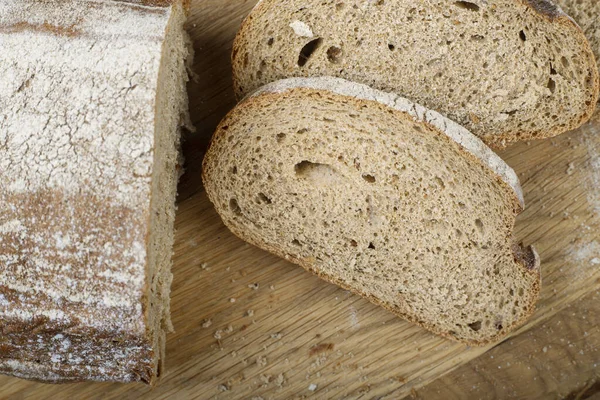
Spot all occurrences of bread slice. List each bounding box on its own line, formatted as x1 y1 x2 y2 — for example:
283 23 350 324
0 0 192 383
555 0 600 82
232 0 599 148
203 77 541 346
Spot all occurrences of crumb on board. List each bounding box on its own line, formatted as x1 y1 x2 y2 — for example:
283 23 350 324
256 355 268 367
308 383 318 391
217 384 229 392
275 373 285 387
271 332 283 339
201 319 212 328
230 298 236 303
246 309 254 317
248 283 260 290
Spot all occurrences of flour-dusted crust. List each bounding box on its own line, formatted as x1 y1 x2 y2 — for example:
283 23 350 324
0 0 189 384
250 77 525 208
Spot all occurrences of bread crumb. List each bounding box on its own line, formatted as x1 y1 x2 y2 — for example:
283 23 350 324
225 325 234 333
217 384 229 391
230 298 236 303
201 262 209 270
543 346 548 353
271 332 283 339
256 355 268 367
592 258 600 265
214 330 223 340
566 162 575 175
270 285 275 290
201 319 212 328
308 383 318 391
248 283 260 290
275 373 285 387
260 374 271 385
246 309 254 317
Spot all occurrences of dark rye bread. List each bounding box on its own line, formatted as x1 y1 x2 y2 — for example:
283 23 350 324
203 77 541 345
232 0 599 148
0 0 192 383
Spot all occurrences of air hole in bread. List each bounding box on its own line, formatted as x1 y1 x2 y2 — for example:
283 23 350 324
231 166 238 175
350 239 358 247
294 160 341 184
519 30 526 42
291 239 301 246
368 242 376 249
454 1 480 12
495 321 503 330
561 56 569 68
335 2 345 11
297 128 309 134
229 198 242 216
258 193 272 204
327 46 343 64
276 132 286 142
267 37 274 46
468 321 482 332
388 44 395 51
547 78 556 94
435 177 445 189
298 38 323 67
470 34 485 42
362 174 376 183
475 218 484 233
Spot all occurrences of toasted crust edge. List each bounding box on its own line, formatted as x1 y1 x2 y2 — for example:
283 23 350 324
202 80 542 346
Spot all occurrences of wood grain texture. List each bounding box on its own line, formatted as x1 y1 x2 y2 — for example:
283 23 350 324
1 0 599 398
412 290 600 400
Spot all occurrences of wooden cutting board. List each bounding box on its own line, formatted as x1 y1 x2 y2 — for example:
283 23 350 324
1 1 599 399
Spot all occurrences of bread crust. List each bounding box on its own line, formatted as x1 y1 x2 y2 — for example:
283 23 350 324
203 79 542 346
232 0 600 148
0 0 188 384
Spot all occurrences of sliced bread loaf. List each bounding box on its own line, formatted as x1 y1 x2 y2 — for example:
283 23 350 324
203 77 541 345
232 0 599 147
0 0 192 383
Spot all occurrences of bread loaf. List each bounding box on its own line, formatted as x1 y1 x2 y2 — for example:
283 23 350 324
203 77 541 345
232 0 599 147
0 0 192 383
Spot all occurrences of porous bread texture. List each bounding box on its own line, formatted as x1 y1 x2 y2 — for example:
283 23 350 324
0 0 191 384
203 77 541 345
555 0 600 83
232 0 599 148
